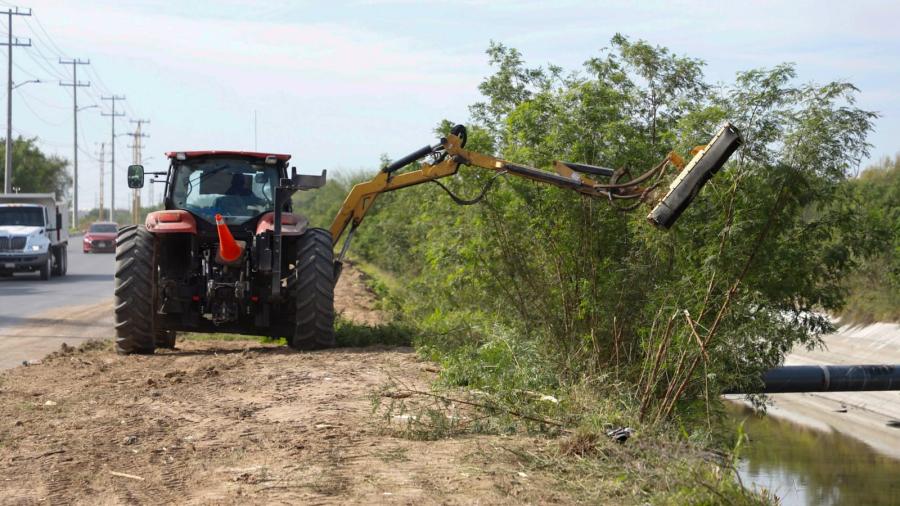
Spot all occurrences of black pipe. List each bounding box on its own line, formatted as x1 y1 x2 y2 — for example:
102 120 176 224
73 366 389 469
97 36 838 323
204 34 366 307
725 364 900 394
562 161 616 178
383 144 435 173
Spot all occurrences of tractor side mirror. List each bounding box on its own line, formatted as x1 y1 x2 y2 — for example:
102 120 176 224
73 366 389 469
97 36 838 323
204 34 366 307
127 165 145 189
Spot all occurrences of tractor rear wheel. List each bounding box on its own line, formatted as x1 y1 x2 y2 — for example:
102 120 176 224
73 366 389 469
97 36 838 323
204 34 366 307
290 228 335 350
114 225 158 355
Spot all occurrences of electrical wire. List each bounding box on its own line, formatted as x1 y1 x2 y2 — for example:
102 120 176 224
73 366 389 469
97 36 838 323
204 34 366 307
15 89 66 126
25 16 68 58
11 60 42 80
15 86 67 110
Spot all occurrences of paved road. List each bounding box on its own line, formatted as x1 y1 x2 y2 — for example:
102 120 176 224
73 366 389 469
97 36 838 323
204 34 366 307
0 242 115 332
0 243 116 368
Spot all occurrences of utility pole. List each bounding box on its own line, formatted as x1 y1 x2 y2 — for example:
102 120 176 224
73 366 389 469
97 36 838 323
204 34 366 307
101 95 125 222
97 142 105 221
1 6 31 194
128 119 149 224
59 58 90 227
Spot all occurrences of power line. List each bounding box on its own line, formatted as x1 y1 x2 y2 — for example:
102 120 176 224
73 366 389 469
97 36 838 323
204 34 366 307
11 59 39 79
1 5 31 194
15 90 65 126
15 85 67 109
23 16 66 58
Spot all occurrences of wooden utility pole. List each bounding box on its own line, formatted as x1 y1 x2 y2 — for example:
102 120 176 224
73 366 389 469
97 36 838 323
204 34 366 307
101 95 125 222
59 58 90 227
98 142 105 220
1 6 31 194
128 119 149 224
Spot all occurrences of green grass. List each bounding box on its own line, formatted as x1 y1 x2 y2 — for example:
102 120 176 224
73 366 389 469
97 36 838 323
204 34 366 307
334 317 414 347
180 318 413 349
181 332 286 345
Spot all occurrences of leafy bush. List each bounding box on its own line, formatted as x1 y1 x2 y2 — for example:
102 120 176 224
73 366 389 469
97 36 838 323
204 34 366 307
297 35 876 425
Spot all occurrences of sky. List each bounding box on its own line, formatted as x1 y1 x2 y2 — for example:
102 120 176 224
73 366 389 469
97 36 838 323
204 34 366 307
3 0 898 213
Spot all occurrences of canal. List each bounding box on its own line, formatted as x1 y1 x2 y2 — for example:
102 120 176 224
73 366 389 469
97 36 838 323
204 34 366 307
729 403 900 505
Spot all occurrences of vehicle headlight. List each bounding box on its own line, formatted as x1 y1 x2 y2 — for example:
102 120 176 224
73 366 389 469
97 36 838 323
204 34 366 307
25 238 49 252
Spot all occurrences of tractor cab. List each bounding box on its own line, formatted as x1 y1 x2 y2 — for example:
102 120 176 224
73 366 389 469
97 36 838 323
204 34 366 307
164 151 291 229
121 151 331 350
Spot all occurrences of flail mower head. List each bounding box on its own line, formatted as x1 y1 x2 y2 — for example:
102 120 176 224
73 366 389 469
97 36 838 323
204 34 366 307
647 123 742 229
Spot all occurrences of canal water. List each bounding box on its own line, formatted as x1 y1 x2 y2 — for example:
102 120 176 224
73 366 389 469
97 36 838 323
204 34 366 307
729 404 900 505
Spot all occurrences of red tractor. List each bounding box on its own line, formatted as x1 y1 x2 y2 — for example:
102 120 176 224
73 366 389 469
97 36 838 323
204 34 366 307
118 150 333 353
117 124 741 354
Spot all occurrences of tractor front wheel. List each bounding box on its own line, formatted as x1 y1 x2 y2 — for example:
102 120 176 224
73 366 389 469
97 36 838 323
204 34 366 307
114 226 158 355
290 228 336 350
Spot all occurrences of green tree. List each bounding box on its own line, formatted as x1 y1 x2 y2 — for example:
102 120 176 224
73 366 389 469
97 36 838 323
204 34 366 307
294 36 877 424
0 136 71 197
838 155 900 322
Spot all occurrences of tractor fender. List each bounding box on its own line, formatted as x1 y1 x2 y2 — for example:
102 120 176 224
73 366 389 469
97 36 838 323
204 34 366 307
145 210 198 234
256 212 308 236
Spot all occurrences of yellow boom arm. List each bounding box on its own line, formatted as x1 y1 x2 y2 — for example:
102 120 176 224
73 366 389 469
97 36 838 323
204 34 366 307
329 123 742 259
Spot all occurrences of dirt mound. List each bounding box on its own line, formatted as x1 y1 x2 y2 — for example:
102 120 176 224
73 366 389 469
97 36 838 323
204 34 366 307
0 341 570 504
0 265 572 504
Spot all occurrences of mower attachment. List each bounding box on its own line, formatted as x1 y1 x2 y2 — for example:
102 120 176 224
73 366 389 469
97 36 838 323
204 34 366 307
647 123 742 229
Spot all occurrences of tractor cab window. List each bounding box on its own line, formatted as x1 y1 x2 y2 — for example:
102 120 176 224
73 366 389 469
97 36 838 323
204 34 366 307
171 158 279 224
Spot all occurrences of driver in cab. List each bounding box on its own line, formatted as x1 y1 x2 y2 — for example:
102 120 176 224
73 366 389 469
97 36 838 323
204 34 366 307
215 173 264 216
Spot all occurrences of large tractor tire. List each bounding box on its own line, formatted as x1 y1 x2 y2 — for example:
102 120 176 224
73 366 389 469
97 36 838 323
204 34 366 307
114 226 157 355
291 228 336 350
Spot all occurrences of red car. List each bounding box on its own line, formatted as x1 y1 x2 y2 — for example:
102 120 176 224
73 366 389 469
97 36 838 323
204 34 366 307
83 222 119 253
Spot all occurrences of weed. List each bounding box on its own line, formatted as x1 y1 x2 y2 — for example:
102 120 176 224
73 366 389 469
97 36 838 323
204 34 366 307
334 317 414 348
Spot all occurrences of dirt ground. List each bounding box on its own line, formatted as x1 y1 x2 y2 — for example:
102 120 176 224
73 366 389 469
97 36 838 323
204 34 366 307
0 264 572 505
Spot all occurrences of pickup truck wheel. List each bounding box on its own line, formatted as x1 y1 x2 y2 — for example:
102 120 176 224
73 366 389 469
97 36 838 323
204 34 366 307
39 254 52 280
52 247 67 276
114 226 157 355
290 228 336 351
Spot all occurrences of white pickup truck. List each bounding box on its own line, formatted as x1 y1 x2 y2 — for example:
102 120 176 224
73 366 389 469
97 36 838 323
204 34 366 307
0 193 69 280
